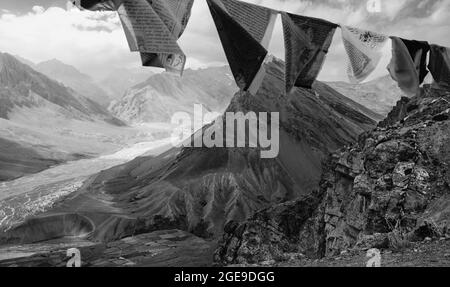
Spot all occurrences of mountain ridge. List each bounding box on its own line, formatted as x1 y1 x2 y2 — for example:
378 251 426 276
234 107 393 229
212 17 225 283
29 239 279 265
326 75 403 117
0 58 378 245
109 65 238 124
214 84 450 266
35 58 113 107
99 67 155 101
0 52 127 181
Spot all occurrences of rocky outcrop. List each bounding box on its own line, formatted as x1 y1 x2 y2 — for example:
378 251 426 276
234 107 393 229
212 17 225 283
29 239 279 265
215 85 450 265
379 96 410 127
213 190 326 264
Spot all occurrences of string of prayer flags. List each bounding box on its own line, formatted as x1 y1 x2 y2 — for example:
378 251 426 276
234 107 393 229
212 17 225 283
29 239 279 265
281 12 338 93
341 26 389 83
75 0 450 94
207 0 269 91
428 44 450 90
387 37 430 96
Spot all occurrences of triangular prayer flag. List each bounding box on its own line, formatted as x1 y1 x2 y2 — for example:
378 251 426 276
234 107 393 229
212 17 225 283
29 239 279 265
341 26 388 83
281 12 337 93
118 0 183 55
207 0 268 91
219 0 277 49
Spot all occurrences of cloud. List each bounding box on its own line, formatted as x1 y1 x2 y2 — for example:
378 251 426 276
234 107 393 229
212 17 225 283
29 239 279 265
0 3 141 79
0 0 448 82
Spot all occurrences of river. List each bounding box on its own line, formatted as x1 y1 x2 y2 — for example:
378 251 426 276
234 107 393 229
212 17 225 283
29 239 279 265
0 138 174 230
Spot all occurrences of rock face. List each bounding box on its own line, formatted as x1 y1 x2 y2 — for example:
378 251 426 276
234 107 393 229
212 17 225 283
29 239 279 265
215 85 450 265
214 190 327 264
0 58 376 245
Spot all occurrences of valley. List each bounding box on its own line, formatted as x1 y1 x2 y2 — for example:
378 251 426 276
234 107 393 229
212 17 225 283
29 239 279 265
0 136 174 232
0 53 414 267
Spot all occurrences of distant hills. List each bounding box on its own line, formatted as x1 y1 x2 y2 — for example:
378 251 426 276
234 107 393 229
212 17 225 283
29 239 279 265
8 58 380 244
13 54 399 124
0 53 127 181
0 53 122 123
35 59 113 108
0 54 239 182
326 75 403 117
110 66 238 124
100 67 154 101
14 56 154 107
0 52 400 186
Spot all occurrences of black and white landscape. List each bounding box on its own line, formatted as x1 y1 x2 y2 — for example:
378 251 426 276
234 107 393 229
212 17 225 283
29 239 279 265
0 0 449 268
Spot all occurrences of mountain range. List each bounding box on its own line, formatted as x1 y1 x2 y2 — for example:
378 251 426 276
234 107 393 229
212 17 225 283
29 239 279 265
0 54 120 122
110 66 238 124
215 84 450 266
0 53 130 181
100 67 155 101
15 56 155 107
0 58 380 245
0 50 439 267
326 75 403 118
34 59 114 108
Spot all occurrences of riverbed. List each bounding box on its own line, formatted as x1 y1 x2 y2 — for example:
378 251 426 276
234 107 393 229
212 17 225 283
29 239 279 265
0 138 174 230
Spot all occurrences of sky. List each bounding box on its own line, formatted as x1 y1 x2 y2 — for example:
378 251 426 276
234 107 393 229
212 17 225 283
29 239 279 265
0 0 449 82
